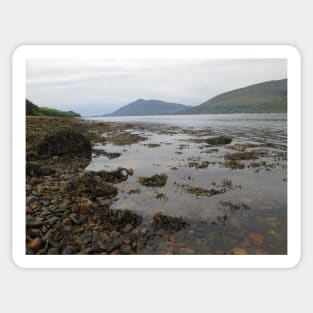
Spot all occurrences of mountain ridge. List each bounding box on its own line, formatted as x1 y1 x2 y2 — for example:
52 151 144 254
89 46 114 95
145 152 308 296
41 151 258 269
105 99 191 116
177 78 287 114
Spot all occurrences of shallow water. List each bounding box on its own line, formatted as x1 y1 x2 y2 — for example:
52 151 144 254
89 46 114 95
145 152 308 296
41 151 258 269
85 114 287 255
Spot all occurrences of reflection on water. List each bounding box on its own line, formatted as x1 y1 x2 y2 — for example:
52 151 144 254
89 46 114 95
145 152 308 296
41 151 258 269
85 114 287 255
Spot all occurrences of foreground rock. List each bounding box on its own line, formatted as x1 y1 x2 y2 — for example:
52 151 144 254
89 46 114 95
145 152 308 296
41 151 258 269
28 130 91 161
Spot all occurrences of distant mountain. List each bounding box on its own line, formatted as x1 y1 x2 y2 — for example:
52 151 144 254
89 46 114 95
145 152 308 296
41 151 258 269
178 79 287 114
106 99 191 116
26 99 81 117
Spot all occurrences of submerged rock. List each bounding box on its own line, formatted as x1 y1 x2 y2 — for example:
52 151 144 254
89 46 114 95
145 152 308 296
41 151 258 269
152 212 188 233
138 173 168 187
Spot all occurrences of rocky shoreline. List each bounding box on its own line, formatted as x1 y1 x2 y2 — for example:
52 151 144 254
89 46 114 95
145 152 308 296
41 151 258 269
26 116 287 255
26 117 191 255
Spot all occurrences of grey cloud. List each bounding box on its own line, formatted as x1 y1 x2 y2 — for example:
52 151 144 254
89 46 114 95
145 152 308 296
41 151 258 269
26 58 287 116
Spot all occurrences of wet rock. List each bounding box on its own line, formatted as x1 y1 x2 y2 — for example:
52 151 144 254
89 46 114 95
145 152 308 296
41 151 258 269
62 217 72 225
47 247 60 255
26 184 33 192
107 237 124 252
27 216 44 227
74 198 93 213
101 232 111 242
63 225 72 232
121 223 133 233
138 173 168 187
26 196 37 205
179 247 195 254
28 228 42 238
57 203 70 212
152 212 189 233
29 200 41 210
27 238 42 252
74 226 85 234
42 229 55 242
231 248 247 255
140 227 148 236
26 163 55 177
267 230 277 236
110 230 121 238
96 198 113 208
40 166 51 175
46 216 59 226
187 229 195 238
62 246 75 255
120 244 133 254
69 214 80 225
248 233 264 245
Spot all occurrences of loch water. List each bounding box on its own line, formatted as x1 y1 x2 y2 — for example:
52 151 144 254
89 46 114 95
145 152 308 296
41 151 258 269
85 114 287 255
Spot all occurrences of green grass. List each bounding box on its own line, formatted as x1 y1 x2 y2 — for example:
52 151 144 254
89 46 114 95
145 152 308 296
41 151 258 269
26 99 80 117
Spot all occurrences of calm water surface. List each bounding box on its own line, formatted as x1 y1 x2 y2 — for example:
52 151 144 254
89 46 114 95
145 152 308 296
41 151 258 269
85 114 287 254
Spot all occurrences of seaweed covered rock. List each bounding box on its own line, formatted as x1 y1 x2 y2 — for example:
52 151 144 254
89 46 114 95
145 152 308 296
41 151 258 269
66 172 118 199
26 163 55 176
32 130 92 160
152 212 188 233
204 136 232 145
96 209 143 232
95 168 134 184
138 173 168 187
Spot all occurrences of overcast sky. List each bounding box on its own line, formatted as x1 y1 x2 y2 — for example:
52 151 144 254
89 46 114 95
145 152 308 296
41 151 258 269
26 58 287 116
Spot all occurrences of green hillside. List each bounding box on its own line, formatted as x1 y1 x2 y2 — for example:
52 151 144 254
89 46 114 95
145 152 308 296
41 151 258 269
26 99 81 117
179 79 287 114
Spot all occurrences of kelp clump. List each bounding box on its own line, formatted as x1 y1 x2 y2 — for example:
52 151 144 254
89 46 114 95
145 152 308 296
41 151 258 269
66 172 118 200
138 173 168 187
152 212 188 233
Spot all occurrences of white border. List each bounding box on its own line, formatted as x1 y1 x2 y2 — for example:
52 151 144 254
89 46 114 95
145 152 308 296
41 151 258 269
12 45 301 268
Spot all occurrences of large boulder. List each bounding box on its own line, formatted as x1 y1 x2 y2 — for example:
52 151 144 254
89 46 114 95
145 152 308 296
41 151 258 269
35 130 91 159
